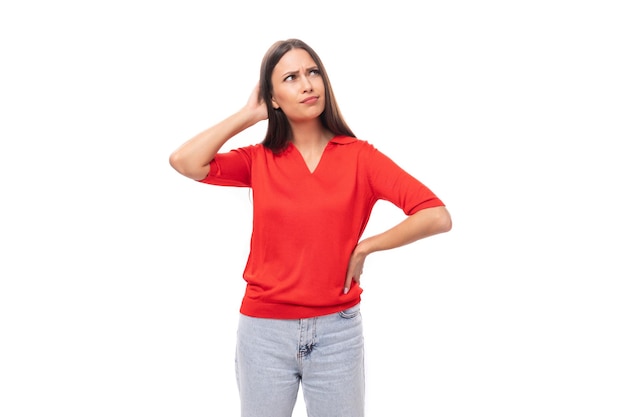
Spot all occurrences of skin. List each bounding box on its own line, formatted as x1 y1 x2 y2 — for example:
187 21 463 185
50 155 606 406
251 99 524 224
270 48 335 172
169 48 452 295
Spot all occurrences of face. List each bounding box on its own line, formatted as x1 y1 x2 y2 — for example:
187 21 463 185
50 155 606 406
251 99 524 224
270 48 326 122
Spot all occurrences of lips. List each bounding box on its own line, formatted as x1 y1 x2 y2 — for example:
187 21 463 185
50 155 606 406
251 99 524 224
300 96 319 104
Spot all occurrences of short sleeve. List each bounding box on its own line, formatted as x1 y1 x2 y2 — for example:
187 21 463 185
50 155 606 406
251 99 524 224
198 146 254 187
365 144 444 215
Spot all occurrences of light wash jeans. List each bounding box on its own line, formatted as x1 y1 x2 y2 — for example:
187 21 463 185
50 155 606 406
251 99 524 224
235 304 365 417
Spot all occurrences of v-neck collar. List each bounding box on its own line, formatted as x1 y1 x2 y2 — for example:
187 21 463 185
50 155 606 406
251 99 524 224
288 135 356 174
288 141 328 174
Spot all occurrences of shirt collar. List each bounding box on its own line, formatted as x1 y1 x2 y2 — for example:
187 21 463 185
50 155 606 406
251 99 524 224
329 135 357 144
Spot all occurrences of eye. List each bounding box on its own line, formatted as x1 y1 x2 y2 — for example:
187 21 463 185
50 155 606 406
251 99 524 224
309 68 320 76
284 74 295 82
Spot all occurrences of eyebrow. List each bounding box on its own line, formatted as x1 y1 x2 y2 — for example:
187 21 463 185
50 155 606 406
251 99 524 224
280 66 319 78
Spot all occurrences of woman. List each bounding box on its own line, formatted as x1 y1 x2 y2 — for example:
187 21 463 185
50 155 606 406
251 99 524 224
169 38 452 417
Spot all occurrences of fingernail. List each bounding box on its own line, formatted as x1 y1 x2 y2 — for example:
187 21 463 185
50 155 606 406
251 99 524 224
343 288 349 294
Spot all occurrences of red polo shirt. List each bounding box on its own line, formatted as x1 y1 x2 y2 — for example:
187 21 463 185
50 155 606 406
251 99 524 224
200 136 444 319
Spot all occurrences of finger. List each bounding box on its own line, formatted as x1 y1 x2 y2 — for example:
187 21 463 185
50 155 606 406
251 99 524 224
343 274 353 294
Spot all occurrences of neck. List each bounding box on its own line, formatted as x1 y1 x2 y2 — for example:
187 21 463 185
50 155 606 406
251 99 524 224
290 120 332 150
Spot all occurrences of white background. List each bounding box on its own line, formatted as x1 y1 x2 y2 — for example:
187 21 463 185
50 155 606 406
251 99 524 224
1 1 625 416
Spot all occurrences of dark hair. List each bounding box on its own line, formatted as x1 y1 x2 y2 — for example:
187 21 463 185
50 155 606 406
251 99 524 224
258 39 355 152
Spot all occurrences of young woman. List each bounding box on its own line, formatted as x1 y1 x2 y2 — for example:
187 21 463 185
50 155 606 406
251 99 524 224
169 38 452 417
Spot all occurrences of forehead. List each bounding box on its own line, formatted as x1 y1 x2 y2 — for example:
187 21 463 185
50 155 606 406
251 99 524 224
274 48 316 73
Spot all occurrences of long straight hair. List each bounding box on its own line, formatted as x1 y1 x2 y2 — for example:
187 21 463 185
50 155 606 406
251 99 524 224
258 39 356 152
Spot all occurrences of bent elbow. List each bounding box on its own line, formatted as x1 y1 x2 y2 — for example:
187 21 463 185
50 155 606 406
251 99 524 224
435 206 453 234
441 214 452 233
168 151 209 181
168 151 190 176
169 151 182 172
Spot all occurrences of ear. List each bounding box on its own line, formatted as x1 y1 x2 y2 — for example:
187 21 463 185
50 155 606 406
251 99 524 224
271 97 280 109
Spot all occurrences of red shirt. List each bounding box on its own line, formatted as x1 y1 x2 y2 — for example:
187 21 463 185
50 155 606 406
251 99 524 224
200 136 444 319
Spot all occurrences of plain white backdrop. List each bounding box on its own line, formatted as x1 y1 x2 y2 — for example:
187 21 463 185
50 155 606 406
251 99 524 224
1 1 624 416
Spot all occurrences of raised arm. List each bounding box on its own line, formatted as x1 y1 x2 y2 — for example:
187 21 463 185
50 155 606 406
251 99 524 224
169 84 268 181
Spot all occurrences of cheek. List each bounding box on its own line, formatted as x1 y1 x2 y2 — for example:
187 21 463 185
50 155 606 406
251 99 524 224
314 80 326 99
315 81 326 97
273 87 297 107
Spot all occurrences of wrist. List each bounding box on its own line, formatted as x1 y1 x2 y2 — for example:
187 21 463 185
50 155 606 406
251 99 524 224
356 237 376 257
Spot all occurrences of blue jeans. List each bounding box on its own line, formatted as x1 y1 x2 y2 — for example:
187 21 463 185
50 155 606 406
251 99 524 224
235 304 365 417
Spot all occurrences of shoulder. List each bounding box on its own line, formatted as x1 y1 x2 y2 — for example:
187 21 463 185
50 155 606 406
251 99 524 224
329 136 383 159
224 142 268 158
329 135 375 151
239 143 266 153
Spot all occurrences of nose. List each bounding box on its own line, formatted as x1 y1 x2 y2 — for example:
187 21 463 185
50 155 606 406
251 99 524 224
301 73 313 92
